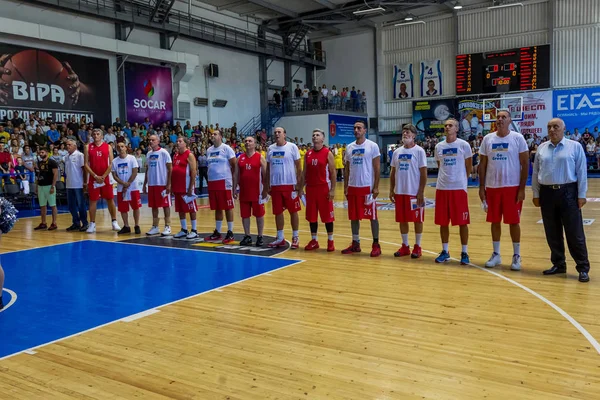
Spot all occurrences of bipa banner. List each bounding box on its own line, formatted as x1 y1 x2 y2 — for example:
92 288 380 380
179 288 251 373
124 62 173 125
553 86 600 132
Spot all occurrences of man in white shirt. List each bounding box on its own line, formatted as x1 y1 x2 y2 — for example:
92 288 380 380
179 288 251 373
478 110 529 271
389 124 427 259
342 121 381 257
204 130 237 244
434 118 472 265
143 134 172 236
112 142 141 235
64 139 88 231
104 127 117 145
266 127 302 249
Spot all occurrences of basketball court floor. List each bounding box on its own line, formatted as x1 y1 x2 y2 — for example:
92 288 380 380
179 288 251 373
1 178 600 399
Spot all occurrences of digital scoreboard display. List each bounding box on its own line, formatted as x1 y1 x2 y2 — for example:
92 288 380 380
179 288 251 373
456 45 550 95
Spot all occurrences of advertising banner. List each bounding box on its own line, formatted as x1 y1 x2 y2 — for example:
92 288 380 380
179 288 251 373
328 114 368 146
507 90 553 136
412 99 456 136
553 86 600 133
0 43 111 124
124 62 173 125
393 63 414 99
420 59 443 97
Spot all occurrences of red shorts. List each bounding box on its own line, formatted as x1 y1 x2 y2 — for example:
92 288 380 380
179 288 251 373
148 185 171 208
434 189 470 226
88 178 114 201
394 194 424 223
486 186 522 224
347 186 377 221
174 193 198 213
208 180 234 211
117 190 141 212
305 184 334 223
239 201 265 219
271 185 301 215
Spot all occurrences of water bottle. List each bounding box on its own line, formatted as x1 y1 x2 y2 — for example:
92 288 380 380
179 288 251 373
481 200 488 213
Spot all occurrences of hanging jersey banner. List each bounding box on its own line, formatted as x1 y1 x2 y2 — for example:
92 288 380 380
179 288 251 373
421 59 443 97
393 63 414 99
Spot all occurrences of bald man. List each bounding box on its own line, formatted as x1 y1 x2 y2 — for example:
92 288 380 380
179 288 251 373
532 118 590 282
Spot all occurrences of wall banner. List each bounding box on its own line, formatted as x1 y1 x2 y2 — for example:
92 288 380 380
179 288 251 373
393 63 414 99
125 62 173 125
329 114 368 146
553 86 600 133
420 59 443 97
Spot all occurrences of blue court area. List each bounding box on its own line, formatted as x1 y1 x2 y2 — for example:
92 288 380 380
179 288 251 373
0 240 297 358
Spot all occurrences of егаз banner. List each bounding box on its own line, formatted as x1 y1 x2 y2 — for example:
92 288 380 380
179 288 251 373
124 62 173 126
0 43 111 125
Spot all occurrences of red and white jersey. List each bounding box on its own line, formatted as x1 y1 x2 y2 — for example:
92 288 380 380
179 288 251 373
207 143 235 189
479 131 528 188
391 145 427 196
305 147 331 188
172 149 192 193
87 141 110 181
238 152 262 202
345 139 380 189
267 142 300 186
146 147 172 187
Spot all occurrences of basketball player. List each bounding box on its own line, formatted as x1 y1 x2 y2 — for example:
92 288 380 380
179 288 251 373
300 129 336 251
478 110 529 270
205 130 237 244
84 128 119 233
143 134 172 236
235 136 267 246
389 124 427 258
111 142 141 235
434 119 473 265
342 121 381 257
171 137 199 239
266 127 302 249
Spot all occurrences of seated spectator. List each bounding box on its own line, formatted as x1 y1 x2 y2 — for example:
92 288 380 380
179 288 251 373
104 128 117 144
14 157 29 194
0 142 12 183
47 123 60 144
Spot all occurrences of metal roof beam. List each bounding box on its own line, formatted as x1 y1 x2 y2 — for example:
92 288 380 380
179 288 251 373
216 0 247 11
310 0 336 9
246 0 298 17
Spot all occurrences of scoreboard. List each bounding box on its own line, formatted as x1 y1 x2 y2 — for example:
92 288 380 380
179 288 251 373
456 45 550 95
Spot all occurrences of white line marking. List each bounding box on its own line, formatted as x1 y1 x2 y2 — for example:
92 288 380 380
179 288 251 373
121 309 160 322
23 350 37 355
261 227 600 356
0 288 17 312
214 289 224 292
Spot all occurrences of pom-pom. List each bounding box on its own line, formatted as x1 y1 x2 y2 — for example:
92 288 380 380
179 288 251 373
0 197 18 234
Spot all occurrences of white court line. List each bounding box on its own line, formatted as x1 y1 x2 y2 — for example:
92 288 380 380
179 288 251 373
121 309 160 322
22 350 37 355
260 227 600 356
0 254 304 361
0 288 17 313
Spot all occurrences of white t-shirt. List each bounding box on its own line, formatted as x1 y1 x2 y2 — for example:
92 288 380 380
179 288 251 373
207 143 236 189
267 142 300 187
346 139 381 189
434 138 472 191
391 145 427 195
64 150 84 189
479 131 528 188
146 147 172 187
111 154 139 192
302 89 310 98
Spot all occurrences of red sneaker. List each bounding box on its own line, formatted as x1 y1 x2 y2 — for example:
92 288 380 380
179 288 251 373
304 239 319 251
411 244 422 259
34 223 47 230
394 244 411 257
327 240 335 252
370 243 382 257
341 241 361 254
204 229 222 241
291 236 299 249
47 223 58 231
268 238 286 248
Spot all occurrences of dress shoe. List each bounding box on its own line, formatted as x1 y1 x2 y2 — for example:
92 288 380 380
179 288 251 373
543 265 567 275
579 271 590 283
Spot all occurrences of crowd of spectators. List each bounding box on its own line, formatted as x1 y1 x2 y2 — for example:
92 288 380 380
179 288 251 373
272 84 368 113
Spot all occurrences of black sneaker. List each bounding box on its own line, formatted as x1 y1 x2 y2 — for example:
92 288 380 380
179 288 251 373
222 230 235 244
204 229 222 241
66 224 80 232
79 224 89 232
118 226 131 235
240 235 252 246
255 236 264 247
134 225 141 234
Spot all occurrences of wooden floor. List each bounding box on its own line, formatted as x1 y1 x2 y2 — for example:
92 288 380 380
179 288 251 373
2 178 600 399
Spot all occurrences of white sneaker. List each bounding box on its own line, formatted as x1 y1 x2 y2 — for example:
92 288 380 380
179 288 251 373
173 229 188 239
112 220 121 231
485 252 502 268
146 226 160 236
86 222 96 233
186 230 199 239
511 254 522 271
161 226 172 236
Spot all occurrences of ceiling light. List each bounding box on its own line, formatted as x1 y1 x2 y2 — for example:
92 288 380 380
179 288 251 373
353 6 386 15
488 2 524 10
394 21 425 26
404 15 414 21
453 1 463 9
